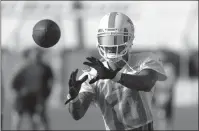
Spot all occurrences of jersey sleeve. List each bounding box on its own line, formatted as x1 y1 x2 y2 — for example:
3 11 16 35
139 52 167 81
78 68 97 94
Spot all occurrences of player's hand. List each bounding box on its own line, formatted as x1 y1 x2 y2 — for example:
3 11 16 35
83 57 120 84
68 69 88 99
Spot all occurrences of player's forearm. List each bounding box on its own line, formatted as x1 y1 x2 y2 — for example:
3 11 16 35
119 74 155 91
68 92 93 120
113 69 157 92
68 98 83 120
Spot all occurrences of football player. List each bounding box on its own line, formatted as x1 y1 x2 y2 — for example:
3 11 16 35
66 12 167 130
152 61 177 130
11 48 54 130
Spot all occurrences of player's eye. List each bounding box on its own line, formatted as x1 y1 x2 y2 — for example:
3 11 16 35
98 35 129 46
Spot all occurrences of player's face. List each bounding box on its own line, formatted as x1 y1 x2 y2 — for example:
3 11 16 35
98 35 129 59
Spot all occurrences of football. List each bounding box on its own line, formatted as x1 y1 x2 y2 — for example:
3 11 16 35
32 19 61 48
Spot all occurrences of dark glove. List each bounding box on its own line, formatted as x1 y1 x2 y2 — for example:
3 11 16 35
83 57 120 84
68 69 88 99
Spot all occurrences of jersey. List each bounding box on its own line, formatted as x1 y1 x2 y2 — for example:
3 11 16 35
12 62 54 113
78 51 166 130
12 62 53 95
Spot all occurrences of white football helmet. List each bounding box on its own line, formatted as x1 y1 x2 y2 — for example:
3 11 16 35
97 12 134 63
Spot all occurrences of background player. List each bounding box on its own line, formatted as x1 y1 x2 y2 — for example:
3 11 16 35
66 12 167 130
152 60 177 130
11 48 54 130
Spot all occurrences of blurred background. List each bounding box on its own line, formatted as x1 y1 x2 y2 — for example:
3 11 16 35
1 1 198 130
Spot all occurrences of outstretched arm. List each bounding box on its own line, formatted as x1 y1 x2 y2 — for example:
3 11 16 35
113 69 158 92
83 56 167 92
66 69 94 120
68 92 94 120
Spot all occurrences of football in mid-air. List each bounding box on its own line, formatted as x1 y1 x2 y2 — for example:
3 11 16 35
32 19 61 48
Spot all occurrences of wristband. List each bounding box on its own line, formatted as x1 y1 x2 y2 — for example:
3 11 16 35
67 94 79 103
112 72 122 82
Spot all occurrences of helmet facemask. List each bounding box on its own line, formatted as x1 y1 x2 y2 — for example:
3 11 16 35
97 28 134 63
